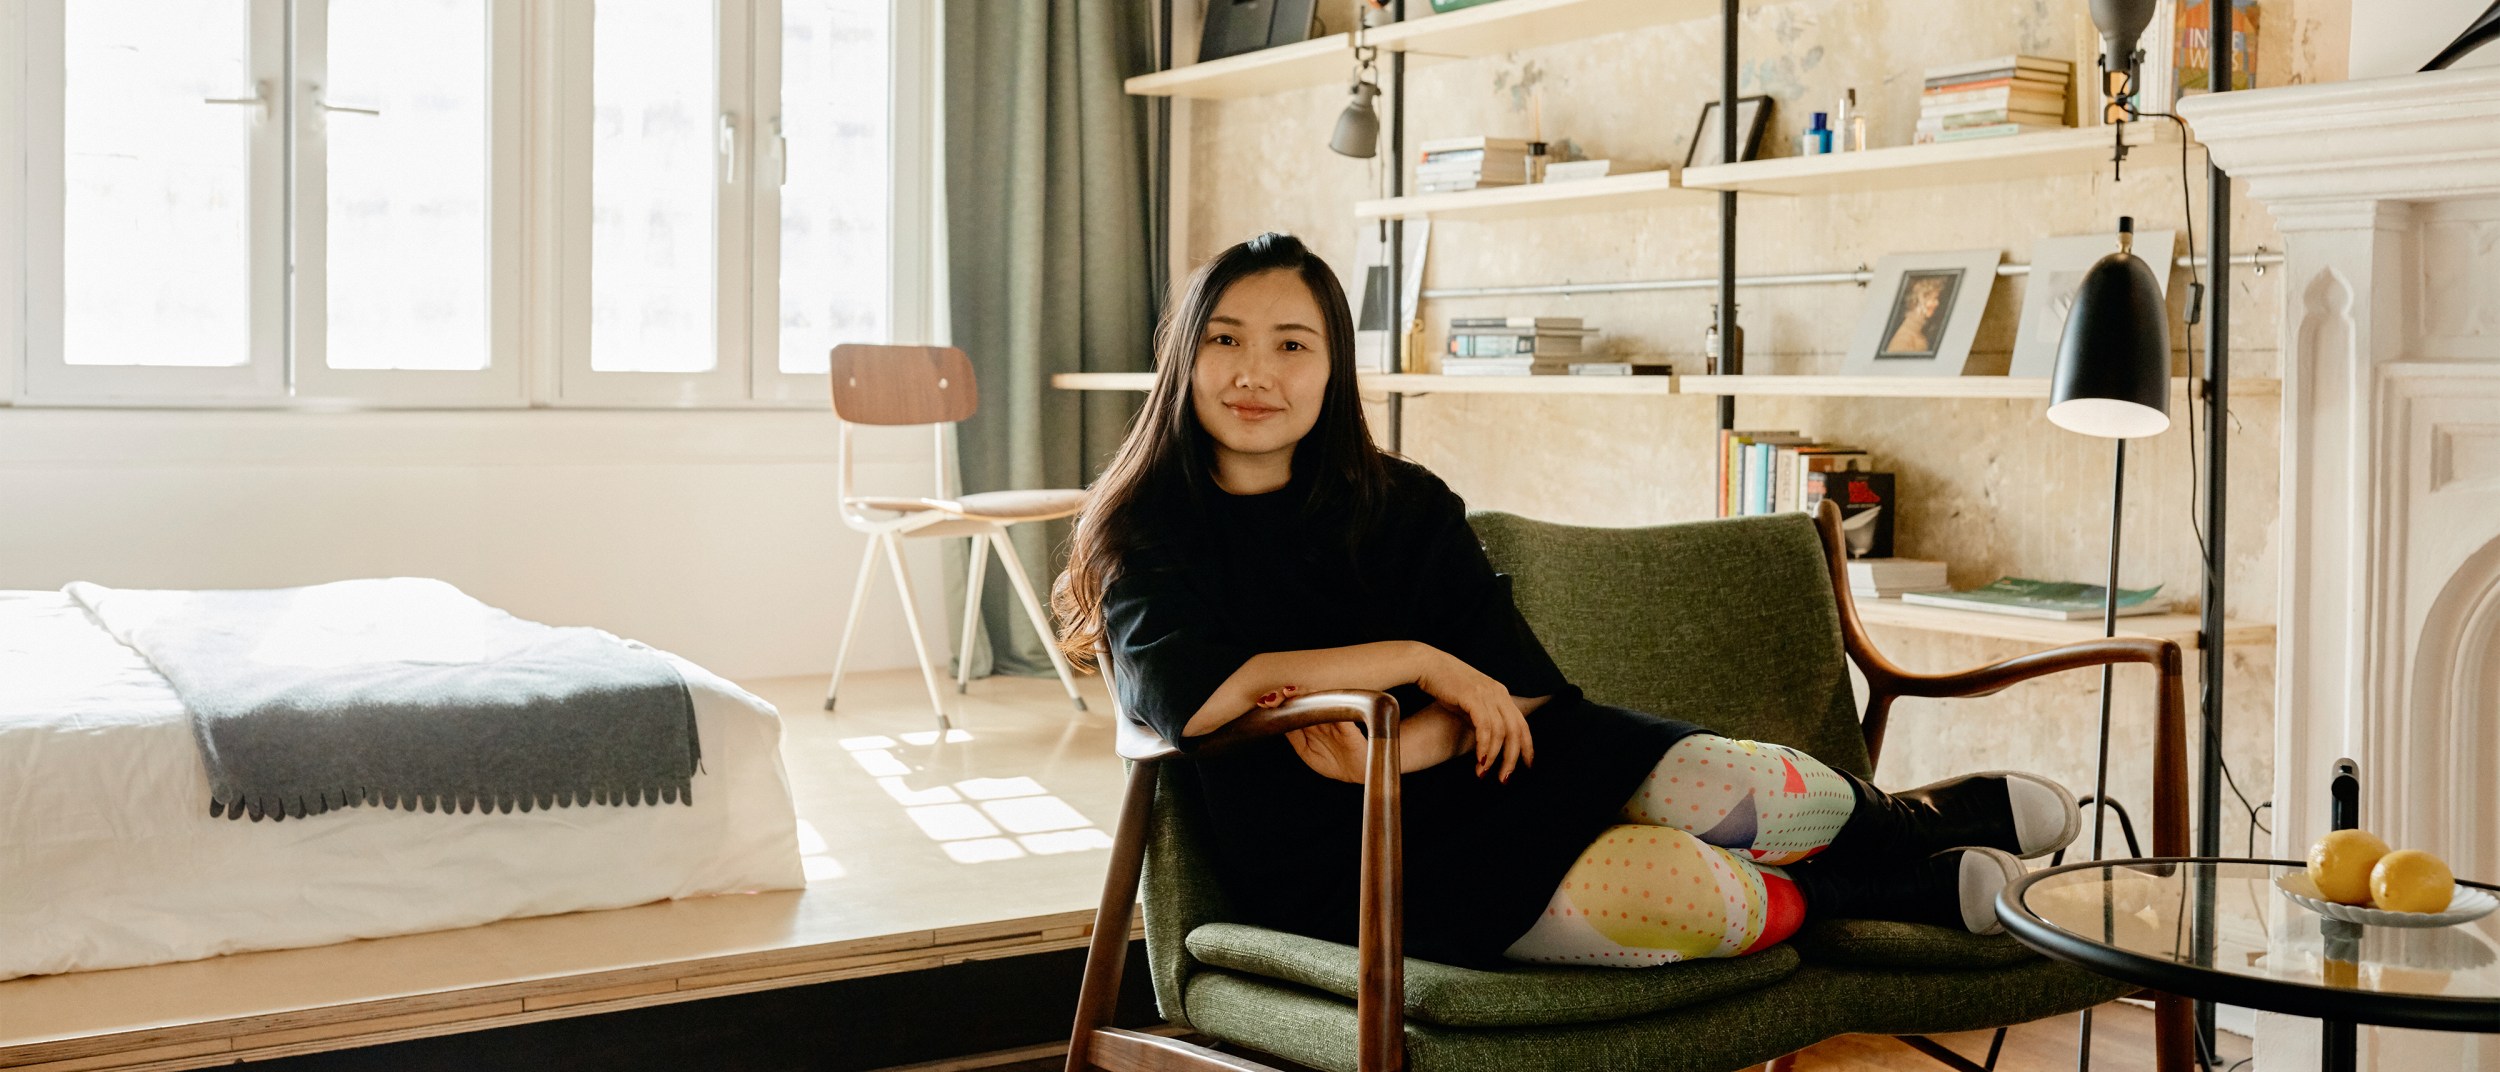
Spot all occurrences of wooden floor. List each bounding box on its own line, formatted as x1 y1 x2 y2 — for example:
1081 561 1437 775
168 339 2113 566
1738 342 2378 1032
0 669 1132 1072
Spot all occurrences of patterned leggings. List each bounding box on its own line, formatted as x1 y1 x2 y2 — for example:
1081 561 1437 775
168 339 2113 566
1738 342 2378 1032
1502 735 1855 967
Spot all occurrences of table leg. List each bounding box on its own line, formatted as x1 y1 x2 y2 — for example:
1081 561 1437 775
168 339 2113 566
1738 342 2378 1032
2322 1019 2357 1072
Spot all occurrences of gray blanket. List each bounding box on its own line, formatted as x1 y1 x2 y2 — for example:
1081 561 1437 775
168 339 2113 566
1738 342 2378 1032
67 579 701 822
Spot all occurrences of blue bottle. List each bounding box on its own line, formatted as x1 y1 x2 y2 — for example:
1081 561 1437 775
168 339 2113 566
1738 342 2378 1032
1801 112 1832 156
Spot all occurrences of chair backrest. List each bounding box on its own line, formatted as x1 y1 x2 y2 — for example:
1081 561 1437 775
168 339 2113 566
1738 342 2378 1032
827 344 978 426
1469 511 1874 779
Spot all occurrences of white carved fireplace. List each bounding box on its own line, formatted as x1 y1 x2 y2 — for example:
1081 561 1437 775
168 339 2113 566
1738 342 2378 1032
2183 66 2500 1068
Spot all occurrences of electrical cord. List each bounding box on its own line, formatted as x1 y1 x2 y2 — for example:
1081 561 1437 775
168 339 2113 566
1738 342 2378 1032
2139 110 2271 850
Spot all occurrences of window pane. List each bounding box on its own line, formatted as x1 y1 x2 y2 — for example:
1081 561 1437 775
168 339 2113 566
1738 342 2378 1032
591 0 717 373
778 0 889 374
63 0 254 367
324 0 490 371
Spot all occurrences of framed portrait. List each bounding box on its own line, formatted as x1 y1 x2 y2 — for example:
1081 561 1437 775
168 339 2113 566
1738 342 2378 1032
2008 230 2176 377
1683 95 1772 168
1841 249 2003 377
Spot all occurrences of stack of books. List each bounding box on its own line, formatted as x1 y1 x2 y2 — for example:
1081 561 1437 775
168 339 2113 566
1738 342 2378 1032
1717 430 1869 519
1846 558 1949 599
1417 137 1535 194
1441 317 1595 376
1915 55 2072 144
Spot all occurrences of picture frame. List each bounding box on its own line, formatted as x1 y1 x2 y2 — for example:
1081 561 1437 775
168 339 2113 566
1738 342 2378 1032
1683 95 1773 168
1841 249 2003 377
2008 230 2176 378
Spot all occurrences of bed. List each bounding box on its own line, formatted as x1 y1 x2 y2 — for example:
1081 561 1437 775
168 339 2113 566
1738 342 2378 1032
0 588 806 981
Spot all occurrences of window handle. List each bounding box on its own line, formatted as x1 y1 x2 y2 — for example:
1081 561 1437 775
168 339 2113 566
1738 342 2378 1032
311 85 382 117
719 114 738 184
203 80 271 120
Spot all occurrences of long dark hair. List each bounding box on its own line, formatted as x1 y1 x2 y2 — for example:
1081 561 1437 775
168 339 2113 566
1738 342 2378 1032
1053 232 1388 669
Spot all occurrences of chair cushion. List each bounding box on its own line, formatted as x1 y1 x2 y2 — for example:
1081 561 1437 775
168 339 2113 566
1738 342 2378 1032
955 488 1085 520
1786 917 2045 969
1184 922 1800 1028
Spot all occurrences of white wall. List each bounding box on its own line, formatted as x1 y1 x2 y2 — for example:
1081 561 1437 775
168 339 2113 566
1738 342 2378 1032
2351 0 2500 77
0 409 957 683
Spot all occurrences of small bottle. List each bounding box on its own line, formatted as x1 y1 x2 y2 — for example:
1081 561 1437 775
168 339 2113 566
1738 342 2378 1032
1706 304 1745 371
1524 140 1549 183
1843 88 1867 151
1833 90 1854 153
1801 112 1831 156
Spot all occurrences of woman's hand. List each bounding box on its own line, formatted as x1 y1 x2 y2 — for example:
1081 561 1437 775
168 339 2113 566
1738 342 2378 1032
1284 721 1369 783
1413 648 1534 781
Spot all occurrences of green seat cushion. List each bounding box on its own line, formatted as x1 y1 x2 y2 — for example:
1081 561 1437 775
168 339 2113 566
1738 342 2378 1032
1788 918 2046 970
1184 922 1800 1028
1183 958 2136 1072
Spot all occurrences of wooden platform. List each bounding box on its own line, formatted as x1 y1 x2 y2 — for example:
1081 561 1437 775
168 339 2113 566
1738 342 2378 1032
0 670 1130 1072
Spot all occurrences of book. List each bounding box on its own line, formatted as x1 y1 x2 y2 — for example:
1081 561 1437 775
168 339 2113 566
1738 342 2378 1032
1420 147 1529 163
1918 109 2067 131
1450 316 1584 329
1921 97 2067 118
1418 135 1535 154
1900 578 2172 620
1806 469 1894 557
1780 445 1867 514
1741 434 1816 516
1565 361 1671 376
1922 85 2070 108
1447 333 1583 356
1846 557 1950 598
1924 70 2071 92
1933 122 2071 142
1924 54 2072 82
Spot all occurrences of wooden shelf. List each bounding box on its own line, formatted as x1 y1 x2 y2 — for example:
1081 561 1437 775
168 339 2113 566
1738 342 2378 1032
1681 124 2180 196
1356 169 1712 221
1125 0 1721 100
1362 372 1680 395
1052 372 2281 401
1679 375 2282 400
1852 598 2274 651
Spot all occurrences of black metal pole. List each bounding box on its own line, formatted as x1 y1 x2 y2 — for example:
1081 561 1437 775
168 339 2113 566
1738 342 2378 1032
2076 435 2127 1072
1152 0 1172 308
2196 0 2234 1058
1385 0 1407 454
1716 0 1737 435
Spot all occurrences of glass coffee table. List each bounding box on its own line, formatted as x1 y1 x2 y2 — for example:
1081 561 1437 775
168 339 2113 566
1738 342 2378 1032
1998 857 2500 1072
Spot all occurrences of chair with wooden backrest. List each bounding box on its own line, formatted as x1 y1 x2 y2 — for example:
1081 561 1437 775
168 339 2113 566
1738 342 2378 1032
1064 502 2195 1072
824 343 1088 729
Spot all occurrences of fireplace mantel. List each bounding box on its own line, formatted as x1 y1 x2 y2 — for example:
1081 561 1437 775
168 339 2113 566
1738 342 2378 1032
2182 66 2500 1071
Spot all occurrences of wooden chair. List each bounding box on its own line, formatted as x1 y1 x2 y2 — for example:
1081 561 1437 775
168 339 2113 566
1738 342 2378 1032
1065 501 2194 1072
823 343 1088 728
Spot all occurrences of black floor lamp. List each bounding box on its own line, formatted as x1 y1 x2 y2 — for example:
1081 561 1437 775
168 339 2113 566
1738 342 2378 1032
2047 216 2173 1072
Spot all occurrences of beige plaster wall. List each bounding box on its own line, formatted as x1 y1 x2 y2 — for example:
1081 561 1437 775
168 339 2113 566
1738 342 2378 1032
1182 0 2351 855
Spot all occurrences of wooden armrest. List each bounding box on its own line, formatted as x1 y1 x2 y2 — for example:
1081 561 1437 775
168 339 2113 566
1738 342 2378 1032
1871 635 2182 699
1193 689 1402 756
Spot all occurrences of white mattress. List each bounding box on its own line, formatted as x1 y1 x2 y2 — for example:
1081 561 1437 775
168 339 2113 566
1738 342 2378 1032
0 590 805 980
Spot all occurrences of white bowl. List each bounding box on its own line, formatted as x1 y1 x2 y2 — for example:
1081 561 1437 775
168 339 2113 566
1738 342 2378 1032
2275 871 2500 928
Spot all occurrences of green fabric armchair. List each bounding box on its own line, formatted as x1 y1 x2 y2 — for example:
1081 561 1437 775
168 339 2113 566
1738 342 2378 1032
1065 505 2193 1072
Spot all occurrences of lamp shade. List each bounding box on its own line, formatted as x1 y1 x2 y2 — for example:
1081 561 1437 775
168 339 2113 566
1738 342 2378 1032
1329 83 1380 159
2048 240 2172 439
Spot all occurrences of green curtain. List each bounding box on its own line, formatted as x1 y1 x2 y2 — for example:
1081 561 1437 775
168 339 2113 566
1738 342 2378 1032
942 0 1154 678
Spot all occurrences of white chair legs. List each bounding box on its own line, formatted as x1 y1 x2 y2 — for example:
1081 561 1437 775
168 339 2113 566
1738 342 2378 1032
986 529 1089 713
824 524 1087 732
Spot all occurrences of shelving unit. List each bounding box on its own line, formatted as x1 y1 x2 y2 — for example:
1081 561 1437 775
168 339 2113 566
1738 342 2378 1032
1356 169 1709 221
1124 0 1723 99
1053 372 2281 401
1851 599 2273 651
1682 124 2180 196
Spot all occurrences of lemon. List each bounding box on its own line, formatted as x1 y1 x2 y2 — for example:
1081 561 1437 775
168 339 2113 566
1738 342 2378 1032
2308 829 2391 905
2370 849 2456 913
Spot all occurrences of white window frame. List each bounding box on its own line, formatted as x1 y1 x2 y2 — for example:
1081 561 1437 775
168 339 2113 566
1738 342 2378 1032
5 0 934 410
17 0 290 405
744 0 936 404
552 0 753 407
291 0 528 407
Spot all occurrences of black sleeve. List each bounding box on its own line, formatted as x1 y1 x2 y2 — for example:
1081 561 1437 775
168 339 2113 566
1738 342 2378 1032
1101 560 1258 752
1409 482 1571 699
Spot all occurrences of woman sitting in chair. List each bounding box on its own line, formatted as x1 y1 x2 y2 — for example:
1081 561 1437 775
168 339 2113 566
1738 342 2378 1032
1051 233 2082 971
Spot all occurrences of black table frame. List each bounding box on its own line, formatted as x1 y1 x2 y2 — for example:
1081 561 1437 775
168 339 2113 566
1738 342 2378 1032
1999 856 2500 1072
